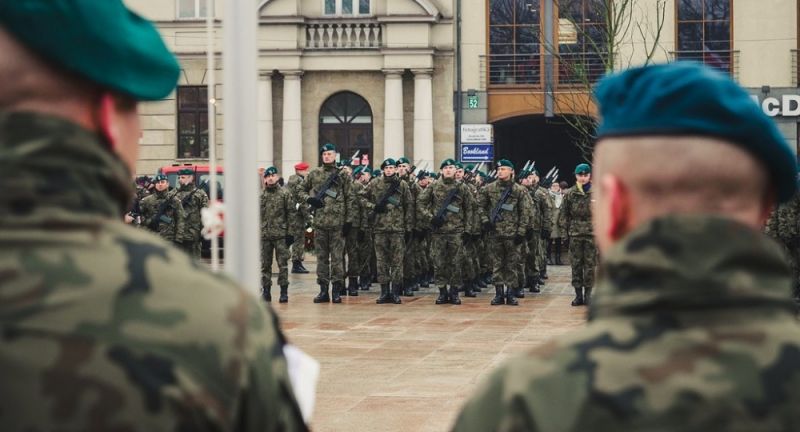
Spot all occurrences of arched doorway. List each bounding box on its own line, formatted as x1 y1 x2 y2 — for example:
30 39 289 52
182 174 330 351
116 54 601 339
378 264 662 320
319 91 373 166
493 115 593 188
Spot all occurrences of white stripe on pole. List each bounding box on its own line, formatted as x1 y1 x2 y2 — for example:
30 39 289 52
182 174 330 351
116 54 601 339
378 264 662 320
207 0 219 272
223 0 260 292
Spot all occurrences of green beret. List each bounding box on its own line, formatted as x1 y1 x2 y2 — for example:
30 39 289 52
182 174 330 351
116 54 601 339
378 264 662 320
530 168 540 176
478 171 489 179
381 158 397 169
432 173 440 180
320 143 336 153
396 157 411 165
455 162 464 170
574 163 591 175
519 170 529 178
497 159 515 170
263 166 278 177
596 62 797 202
372 169 382 177
352 166 363 176
177 168 194 176
465 164 475 172
340 159 353 168
416 170 428 180
0 0 180 101
440 158 457 169
153 174 168 182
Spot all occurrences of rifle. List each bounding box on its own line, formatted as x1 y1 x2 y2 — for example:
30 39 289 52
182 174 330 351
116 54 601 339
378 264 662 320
148 190 179 230
312 170 340 206
368 179 400 223
432 186 460 228
489 182 514 225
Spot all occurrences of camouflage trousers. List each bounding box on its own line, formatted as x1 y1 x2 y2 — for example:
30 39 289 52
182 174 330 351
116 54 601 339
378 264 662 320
315 227 345 284
431 233 464 287
517 242 528 287
536 232 547 272
346 228 361 277
569 236 597 289
461 238 480 283
526 234 542 276
478 235 492 275
290 225 305 262
490 236 520 287
261 237 289 287
375 232 405 284
357 230 374 281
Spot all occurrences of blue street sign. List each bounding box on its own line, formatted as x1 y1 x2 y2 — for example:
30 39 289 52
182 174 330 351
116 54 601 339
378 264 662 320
461 143 493 162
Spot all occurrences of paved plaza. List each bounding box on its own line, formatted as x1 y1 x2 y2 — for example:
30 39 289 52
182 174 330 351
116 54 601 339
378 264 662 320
266 258 588 431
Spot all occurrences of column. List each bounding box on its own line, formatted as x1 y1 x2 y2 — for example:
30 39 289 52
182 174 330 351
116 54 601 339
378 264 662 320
257 73 274 169
383 69 405 160
281 71 303 172
413 69 435 170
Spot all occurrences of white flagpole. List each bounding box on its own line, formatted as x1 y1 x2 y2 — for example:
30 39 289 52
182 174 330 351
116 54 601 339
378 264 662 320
223 0 260 292
206 0 219 272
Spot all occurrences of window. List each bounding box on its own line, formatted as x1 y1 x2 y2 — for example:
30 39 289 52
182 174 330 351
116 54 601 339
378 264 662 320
557 0 609 85
177 86 209 159
178 0 212 19
488 0 542 86
319 92 373 165
323 0 371 16
676 0 732 74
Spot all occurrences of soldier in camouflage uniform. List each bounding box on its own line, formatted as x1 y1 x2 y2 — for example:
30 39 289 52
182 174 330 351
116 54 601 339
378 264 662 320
362 159 414 303
397 157 422 296
140 174 187 246
353 167 374 290
454 62 800 432
287 162 311 274
260 166 298 303
174 167 209 258
344 165 366 296
0 2 306 429
418 159 475 305
301 143 354 304
478 159 529 305
558 163 596 306
416 170 435 288
527 169 553 290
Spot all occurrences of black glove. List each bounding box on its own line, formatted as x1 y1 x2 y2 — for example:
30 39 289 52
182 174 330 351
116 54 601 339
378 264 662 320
375 202 388 213
342 223 352 237
431 215 445 229
541 229 551 240
285 235 294 246
482 221 494 234
462 232 472 245
525 228 534 241
514 235 524 245
307 197 324 209
413 229 424 240
357 230 366 241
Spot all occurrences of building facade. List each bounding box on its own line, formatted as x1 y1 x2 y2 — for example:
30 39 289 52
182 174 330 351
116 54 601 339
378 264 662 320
127 0 799 176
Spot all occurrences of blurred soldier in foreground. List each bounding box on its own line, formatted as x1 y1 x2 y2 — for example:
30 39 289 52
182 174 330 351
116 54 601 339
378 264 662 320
0 1 306 430
453 62 800 431
174 167 209 257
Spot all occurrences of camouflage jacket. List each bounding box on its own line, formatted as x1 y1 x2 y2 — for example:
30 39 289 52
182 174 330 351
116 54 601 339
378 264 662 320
140 188 186 242
287 174 310 221
300 164 354 229
0 112 306 431
453 215 800 432
528 183 553 232
361 175 413 233
558 184 593 237
174 182 209 241
260 184 298 239
768 191 800 241
478 179 529 238
418 177 474 234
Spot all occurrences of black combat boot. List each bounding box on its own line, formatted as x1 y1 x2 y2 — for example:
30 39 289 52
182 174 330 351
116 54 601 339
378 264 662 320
583 287 593 306
547 241 554 265
420 276 430 288
360 275 371 291
491 286 505 306
261 286 272 302
376 284 390 304
463 280 477 298
331 281 343 303
555 240 563 265
529 276 540 293
473 277 484 292
435 287 448 304
391 283 403 304
505 286 519 306
313 283 330 303
279 285 288 303
402 280 414 297
291 260 309 274
348 276 359 296
515 287 525 299
299 261 309 272
571 287 584 306
411 276 420 292
449 285 461 305
540 269 548 280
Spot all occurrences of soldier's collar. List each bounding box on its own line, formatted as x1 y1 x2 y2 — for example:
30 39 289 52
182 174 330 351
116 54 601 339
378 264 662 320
590 214 795 320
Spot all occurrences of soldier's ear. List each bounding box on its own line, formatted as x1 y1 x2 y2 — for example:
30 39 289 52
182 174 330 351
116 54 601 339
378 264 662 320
604 174 632 244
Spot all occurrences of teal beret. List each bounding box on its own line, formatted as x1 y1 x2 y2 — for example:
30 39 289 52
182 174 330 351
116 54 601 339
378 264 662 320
372 169 382 177
0 0 180 101
574 163 591 175
352 166 363 176
595 62 797 202
320 143 336 153
153 174 168 182
465 163 475 171
177 168 194 176
396 157 411 165
381 158 397 169
455 162 464 170
497 159 515 170
263 166 278 177
340 159 353 168
440 158 457 169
